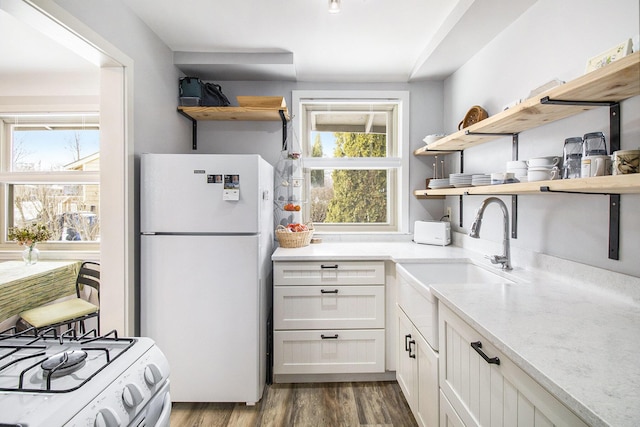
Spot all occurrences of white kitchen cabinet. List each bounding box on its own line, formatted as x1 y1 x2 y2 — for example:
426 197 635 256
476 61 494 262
273 285 384 330
273 329 385 374
273 260 385 379
438 303 588 427
397 308 440 427
274 261 385 286
441 390 466 427
397 307 439 427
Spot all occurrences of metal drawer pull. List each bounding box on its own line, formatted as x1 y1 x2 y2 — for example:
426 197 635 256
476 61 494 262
321 334 339 339
320 264 339 269
471 341 500 365
320 289 339 294
408 340 416 359
404 334 412 352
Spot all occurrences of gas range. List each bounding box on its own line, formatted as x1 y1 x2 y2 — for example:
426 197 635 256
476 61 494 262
0 327 171 427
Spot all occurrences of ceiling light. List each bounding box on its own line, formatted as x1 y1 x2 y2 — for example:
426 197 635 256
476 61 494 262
328 0 341 14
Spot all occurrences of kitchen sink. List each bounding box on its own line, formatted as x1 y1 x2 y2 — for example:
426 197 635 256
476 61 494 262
396 262 514 351
399 262 514 287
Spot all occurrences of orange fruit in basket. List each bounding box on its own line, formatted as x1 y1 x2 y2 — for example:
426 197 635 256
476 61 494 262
295 205 300 211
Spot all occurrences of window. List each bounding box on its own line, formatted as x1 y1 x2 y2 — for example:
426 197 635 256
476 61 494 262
294 91 409 233
0 114 100 248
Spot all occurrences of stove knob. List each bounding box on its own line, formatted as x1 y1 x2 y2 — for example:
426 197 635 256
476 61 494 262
144 363 163 386
94 408 121 427
122 383 144 408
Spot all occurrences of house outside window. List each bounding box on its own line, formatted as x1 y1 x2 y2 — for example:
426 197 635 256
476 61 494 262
293 91 409 233
0 114 100 250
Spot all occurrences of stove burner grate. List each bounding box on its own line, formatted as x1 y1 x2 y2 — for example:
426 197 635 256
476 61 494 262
0 329 136 393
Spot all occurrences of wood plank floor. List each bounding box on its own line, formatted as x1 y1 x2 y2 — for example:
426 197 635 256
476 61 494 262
170 381 418 427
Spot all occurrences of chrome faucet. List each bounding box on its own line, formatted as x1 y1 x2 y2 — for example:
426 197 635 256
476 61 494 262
469 197 512 270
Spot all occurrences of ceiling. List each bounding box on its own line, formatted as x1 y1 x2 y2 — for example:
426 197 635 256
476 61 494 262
0 0 538 82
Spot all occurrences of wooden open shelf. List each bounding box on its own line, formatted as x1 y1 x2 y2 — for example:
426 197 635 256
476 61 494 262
414 51 640 155
177 96 290 149
413 174 640 197
177 105 290 122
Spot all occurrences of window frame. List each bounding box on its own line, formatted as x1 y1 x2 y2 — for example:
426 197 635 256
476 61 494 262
292 90 410 234
0 114 100 252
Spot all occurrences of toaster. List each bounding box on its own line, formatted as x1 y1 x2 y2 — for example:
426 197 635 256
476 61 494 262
413 220 451 246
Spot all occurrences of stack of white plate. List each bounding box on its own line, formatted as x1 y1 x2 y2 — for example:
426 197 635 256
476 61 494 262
449 173 473 188
471 174 492 186
428 178 452 189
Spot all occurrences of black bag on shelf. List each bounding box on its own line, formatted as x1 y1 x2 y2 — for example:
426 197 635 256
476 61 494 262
202 83 231 107
179 77 202 97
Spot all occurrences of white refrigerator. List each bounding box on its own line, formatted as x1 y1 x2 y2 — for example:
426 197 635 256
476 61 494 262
140 153 274 404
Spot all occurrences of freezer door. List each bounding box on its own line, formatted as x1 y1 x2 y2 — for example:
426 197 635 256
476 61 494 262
141 234 266 403
141 154 268 233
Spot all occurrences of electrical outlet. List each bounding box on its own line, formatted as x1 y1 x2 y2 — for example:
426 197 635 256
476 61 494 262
446 207 452 221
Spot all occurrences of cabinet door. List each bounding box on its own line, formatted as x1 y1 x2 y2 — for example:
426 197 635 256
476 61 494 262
441 390 467 427
396 308 417 411
274 285 384 330
439 304 588 427
415 330 439 427
274 261 385 286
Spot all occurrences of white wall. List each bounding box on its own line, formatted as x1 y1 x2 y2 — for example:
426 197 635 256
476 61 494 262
54 0 189 155
443 0 640 276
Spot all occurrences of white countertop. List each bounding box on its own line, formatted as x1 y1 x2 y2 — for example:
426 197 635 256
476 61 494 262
272 242 640 427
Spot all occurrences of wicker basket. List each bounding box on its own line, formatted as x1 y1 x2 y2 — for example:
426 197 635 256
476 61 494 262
275 223 314 248
458 105 488 130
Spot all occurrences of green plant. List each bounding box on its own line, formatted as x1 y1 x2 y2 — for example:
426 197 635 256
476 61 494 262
8 223 52 247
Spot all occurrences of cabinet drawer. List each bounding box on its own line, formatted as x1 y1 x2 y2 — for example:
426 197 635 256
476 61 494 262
439 304 588 427
273 329 385 374
274 285 384 330
274 261 385 286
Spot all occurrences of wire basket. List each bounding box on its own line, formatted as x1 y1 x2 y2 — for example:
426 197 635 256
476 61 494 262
275 223 314 248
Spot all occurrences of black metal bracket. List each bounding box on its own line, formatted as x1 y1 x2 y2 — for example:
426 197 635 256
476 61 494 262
540 97 620 153
178 109 198 150
511 195 518 239
540 187 620 260
279 110 288 151
459 151 464 227
177 108 290 151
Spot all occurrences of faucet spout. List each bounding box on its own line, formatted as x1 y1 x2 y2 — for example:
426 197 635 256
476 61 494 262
469 197 512 270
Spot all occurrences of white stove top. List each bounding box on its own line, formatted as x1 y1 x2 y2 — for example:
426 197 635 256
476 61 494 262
0 330 170 427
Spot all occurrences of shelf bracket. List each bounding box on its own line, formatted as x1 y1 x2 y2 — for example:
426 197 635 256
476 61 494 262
540 187 620 260
178 108 198 150
511 195 518 239
279 110 288 151
540 98 621 152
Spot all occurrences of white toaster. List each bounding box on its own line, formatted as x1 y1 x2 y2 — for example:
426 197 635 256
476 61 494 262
413 220 451 246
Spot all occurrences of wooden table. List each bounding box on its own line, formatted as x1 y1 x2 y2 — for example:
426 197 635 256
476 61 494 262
0 260 81 323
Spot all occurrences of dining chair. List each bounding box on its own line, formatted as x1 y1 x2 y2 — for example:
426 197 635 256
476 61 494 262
19 261 101 335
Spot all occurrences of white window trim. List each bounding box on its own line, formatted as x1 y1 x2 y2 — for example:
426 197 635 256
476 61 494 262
292 90 410 234
0 115 101 252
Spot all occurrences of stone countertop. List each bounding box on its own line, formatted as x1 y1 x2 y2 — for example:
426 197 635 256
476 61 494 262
272 241 471 262
272 242 640 427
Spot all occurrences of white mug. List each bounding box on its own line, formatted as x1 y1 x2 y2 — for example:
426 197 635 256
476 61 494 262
527 156 560 168
581 155 611 177
528 167 559 182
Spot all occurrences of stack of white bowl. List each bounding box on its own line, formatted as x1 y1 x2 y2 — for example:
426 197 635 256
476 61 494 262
449 173 473 188
506 160 528 182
